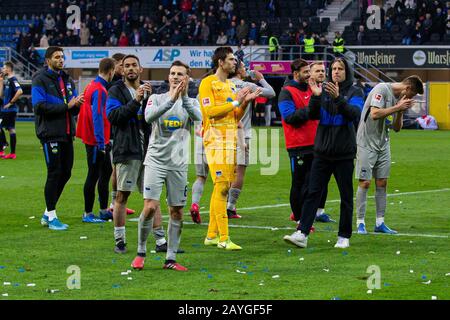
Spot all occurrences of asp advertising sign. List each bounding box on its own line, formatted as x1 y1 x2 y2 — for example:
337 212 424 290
348 46 450 69
37 46 249 69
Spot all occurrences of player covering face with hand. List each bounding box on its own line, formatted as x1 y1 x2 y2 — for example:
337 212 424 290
355 75 423 235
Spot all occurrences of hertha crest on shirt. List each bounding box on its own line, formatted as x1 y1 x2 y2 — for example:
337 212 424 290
202 97 211 106
374 94 383 102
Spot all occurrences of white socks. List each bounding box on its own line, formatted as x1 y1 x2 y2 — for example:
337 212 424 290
45 209 57 221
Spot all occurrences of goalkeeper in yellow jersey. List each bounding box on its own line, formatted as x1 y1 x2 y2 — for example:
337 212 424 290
198 46 261 250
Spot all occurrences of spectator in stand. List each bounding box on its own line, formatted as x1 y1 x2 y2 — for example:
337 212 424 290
224 0 234 18
357 25 366 45
422 13 433 41
28 45 40 70
181 0 193 20
55 14 65 34
433 7 446 38
219 12 229 33
236 19 249 44
130 28 141 46
64 30 79 46
394 0 405 16
249 22 259 44
94 23 107 46
404 0 416 10
79 23 90 46
40 34 49 47
120 5 131 32
170 29 184 46
44 14 56 35
385 16 393 32
259 20 270 45
200 21 210 45
227 21 238 45
216 31 228 45
401 18 414 45
207 11 218 39
279 30 291 60
104 14 114 33
118 31 129 46
386 3 395 20
413 21 425 44
302 20 311 35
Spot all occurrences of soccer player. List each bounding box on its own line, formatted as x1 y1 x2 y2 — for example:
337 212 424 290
76 58 116 223
106 54 152 253
228 60 275 218
355 76 423 234
283 57 364 249
131 60 201 271
190 123 208 224
0 61 23 159
199 46 261 250
32 46 85 230
108 52 135 216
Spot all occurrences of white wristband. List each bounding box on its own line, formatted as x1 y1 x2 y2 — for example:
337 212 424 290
232 100 240 107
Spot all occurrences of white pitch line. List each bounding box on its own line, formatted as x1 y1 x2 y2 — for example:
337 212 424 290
127 219 449 239
128 187 450 239
201 187 450 214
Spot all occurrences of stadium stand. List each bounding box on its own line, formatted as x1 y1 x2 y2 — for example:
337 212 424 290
0 0 447 55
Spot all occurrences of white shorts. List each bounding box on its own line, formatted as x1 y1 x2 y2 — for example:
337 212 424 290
355 146 391 180
143 165 188 207
194 142 209 178
237 137 250 167
116 159 144 192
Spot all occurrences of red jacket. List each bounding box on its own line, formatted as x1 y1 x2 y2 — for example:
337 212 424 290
76 76 110 149
278 81 318 150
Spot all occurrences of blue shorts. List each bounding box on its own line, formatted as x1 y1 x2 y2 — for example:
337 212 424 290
0 112 17 129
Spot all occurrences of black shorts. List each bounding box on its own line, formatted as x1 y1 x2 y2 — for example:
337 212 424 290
0 112 17 129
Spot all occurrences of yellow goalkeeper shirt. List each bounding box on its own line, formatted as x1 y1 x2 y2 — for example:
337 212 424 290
198 74 245 150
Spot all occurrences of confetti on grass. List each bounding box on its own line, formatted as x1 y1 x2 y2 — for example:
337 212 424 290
46 289 59 294
272 275 280 279
112 284 121 289
80 236 88 240
2 293 8 297
27 283 36 287
422 280 431 285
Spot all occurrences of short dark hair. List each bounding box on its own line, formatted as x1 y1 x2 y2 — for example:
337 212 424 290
45 46 64 60
112 52 126 62
212 46 234 70
122 54 140 66
3 61 13 70
291 58 309 73
169 60 191 76
310 61 325 68
99 58 116 74
402 75 424 95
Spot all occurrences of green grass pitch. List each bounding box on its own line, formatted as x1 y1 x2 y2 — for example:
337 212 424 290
0 122 449 300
